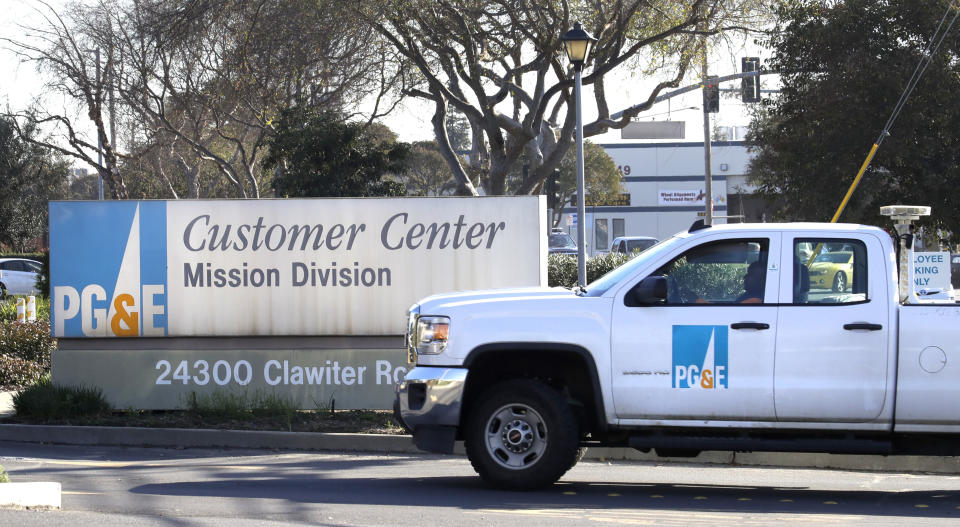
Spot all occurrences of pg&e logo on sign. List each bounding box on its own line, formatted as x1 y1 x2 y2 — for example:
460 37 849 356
50 202 168 338
672 325 728 389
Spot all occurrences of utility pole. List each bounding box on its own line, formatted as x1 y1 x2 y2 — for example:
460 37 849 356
701 50 714 225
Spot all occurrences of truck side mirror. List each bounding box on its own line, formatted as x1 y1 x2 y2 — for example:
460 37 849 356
629 276 667 306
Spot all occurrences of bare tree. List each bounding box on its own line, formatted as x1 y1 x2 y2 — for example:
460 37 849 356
3 0 408 200
112 0 407 198
363 0 766 196
2 0 129 198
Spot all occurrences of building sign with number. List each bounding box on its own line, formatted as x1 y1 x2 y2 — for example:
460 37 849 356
50 197 546 410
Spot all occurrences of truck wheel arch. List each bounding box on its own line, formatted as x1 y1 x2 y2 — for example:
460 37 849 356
462 343 607 434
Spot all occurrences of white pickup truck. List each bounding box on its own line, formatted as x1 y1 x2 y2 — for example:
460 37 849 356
395 216 960 489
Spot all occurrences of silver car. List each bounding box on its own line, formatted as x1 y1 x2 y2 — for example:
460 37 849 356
0 258 42 296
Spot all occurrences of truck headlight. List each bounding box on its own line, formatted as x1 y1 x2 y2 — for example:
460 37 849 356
414 316 450 355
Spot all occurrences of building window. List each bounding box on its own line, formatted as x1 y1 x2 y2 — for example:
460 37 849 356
595 219 609 252
613 218 625 240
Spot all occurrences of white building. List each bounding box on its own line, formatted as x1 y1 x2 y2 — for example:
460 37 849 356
558 140 765 255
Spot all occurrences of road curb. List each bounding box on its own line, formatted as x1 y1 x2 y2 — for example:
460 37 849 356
1 423 959 475
0 424 424 454
0 482 61 509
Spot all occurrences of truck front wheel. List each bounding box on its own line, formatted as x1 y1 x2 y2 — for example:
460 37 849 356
465 379 580 490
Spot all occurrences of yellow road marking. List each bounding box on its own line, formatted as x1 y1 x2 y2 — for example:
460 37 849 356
607 493 621 497
915 504 929 508
823 501 838 505
694 496 707 500
738 497 751 501
563 491 577 495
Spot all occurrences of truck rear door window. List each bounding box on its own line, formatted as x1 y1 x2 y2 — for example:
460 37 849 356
794 238 867 304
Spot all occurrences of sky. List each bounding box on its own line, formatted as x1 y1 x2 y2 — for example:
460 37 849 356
1 0 770 170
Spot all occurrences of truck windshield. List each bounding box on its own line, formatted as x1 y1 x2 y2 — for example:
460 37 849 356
583 236 681 296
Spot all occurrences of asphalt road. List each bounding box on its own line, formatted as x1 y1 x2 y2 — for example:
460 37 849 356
3 442 960 526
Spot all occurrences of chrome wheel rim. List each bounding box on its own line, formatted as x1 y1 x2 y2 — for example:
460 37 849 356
483 403 548 470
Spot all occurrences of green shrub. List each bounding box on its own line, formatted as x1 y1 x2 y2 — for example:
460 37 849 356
0 320 55 368
548 252 632 289
35 253 49 298
547 254 578 288
12 376 111 419
0 353 45 386
183 390 298 421
0 465 9 483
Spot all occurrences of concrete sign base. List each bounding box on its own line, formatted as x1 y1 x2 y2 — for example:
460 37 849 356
53 336 407 410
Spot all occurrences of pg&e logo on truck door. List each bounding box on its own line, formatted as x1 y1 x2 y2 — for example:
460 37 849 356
672 325 728 389
50 202 167 338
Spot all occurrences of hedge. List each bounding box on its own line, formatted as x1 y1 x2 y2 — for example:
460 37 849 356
548 252 632 289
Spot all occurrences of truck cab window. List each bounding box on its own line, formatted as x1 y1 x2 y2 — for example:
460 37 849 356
795 238 868 304
650 239 769 305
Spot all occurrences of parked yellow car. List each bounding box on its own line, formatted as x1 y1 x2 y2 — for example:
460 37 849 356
808 251 853 292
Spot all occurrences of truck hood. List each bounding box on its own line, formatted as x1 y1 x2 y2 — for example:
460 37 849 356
413 287 577 314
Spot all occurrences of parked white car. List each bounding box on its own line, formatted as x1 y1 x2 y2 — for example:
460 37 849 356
0 258 42 296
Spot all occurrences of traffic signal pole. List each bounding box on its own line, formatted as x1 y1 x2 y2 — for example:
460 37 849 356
606 68 766 226
609 71 763 121
701 58 714 225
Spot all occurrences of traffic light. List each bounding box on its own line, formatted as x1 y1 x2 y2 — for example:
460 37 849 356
741 57 761 103
702 76 719 113
545 170 560 209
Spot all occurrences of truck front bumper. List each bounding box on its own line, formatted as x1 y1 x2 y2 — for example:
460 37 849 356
395 366 468 454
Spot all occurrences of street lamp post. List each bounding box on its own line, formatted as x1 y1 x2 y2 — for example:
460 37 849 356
562 22 597 289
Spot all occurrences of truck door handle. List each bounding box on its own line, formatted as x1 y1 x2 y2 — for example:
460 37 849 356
730 322 769 330
843 323 883 331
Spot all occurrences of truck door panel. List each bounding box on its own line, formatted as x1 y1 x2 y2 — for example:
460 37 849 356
775 236 892 423
611 234 781 421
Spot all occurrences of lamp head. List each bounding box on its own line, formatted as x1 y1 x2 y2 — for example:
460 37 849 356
562 22 597 68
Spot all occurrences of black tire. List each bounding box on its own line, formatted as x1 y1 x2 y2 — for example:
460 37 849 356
570 447 587 469
464 379 580 490
832 271 847 293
